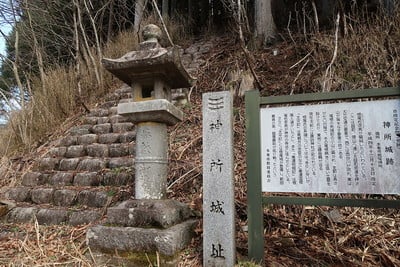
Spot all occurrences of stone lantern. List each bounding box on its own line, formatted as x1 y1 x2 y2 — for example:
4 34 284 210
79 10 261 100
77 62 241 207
87 25 196 266
102 24 193 199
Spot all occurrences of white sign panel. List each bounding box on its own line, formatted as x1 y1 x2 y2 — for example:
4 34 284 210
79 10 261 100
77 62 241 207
261 99 400 194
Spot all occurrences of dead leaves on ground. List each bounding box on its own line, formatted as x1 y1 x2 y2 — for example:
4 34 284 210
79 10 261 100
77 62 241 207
0 221 93 266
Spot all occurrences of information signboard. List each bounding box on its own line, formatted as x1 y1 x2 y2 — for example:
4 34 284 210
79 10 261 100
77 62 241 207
260 99 400 194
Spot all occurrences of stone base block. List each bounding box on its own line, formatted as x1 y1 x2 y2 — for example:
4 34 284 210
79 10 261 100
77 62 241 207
86 220 197 257
118 99 183 125
106 199 192 228
87 251 178 267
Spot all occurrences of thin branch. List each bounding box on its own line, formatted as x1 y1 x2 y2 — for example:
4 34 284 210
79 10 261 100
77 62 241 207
323 13 340 92
240 44 263 90
311 0 319 33
74 0 101 87
83 0 103 89
151 0 174 46
290 51 312 69
167 167 198 191
290 58 309 94
25 0 46 95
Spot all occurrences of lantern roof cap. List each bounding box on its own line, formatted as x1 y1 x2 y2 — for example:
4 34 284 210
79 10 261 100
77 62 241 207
102 24 194 89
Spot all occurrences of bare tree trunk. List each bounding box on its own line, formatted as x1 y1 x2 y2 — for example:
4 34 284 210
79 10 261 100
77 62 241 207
74 0 101 88
8 24 30 145
83 0 103 89
7 0 26 108
237 0 243 41
25 0 46 95
162 0 169 18
11 31 25 108
134 0 146 36
107 0 115 41
254 0 276 45
73 7 82 97
72 9 88 113
170 0 176 16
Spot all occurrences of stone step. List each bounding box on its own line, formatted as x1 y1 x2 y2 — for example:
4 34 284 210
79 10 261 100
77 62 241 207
5 206 104 226
36 156 135 172
82 114 131 125
89 108 112 117
45 142 135 159
57 129 135 147
4 186 131 208
22 168 134 187
66 122 135 137
53 132 136 148
102 92 133 103
115 85 133 93
96 85 132 104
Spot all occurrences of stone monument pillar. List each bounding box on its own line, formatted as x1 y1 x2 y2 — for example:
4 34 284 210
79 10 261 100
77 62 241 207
87 25 196 266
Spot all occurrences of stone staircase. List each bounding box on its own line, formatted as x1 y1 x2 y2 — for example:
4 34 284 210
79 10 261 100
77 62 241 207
0 40 214 226
2 86 136 225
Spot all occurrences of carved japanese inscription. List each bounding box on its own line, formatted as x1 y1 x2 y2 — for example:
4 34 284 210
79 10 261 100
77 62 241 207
203 91 235 266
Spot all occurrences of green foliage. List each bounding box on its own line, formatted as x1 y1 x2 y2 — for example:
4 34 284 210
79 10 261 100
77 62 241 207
106 189 116 197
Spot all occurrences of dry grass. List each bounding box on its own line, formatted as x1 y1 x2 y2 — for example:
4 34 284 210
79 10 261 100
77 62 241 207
0 65 98 156
0 220 93 266
283 6 400 94
103 31 139 59
0 11 193 157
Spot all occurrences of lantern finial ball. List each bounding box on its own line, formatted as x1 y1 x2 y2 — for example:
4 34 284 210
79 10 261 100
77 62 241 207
142 24 162 42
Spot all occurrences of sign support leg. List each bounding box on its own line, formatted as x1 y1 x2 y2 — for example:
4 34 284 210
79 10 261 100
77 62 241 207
245 90 264 264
